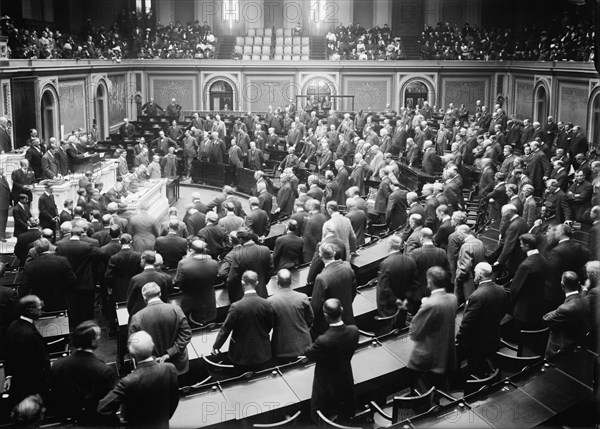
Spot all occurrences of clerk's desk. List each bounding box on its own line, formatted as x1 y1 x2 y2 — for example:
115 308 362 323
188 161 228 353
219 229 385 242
171 309 465 428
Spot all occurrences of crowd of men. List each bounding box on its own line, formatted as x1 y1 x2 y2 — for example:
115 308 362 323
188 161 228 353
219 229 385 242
420 9 594 62
0 97 598 426
325 22 405 61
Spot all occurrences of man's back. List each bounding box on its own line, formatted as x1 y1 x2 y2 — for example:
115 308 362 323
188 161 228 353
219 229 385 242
227 242 274 301
268 290 313 358
21 253 76 312
543 293 590 358
126 269 171 316
174 256 219 324
98 360 179 428
377 253 419 317
511 253 550 325
154 234 187 269
105 248 143 303
273 233 304 271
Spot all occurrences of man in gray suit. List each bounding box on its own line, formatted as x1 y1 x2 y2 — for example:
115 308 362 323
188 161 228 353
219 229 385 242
129 282 192 375
322 201 356 260
268 269 313 363
408 267 457 391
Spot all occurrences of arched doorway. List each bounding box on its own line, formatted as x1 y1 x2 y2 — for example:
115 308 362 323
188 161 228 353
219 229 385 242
534 85 548 124
95 83 107 140
591 92 600 146
404 81 428 109
306 79 333 108
40 90 57 141
209 80 234 111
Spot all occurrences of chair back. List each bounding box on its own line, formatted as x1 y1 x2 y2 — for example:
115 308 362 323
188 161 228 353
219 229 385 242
316 411 363 429
464 368 502 395
493 352 543 375
201 354 237 381
392 386 436 423
253 410 302 428
374 307 407 336
519 327 550 357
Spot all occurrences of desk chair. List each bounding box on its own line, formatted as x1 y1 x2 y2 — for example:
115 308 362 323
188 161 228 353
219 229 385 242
252 410 301 428
202 354 237 381
518 327 550 357
359 308 407 338
464 368 502 395
493 351 543 376
316 410 369 429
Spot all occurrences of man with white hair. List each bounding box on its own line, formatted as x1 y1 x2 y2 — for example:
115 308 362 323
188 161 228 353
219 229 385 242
456 262 507 377
0 116 12 153
98 330 179 426
350 153 368 196
494 204 528 276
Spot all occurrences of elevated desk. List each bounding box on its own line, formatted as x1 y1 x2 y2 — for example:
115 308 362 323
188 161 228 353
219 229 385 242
351 236 392 281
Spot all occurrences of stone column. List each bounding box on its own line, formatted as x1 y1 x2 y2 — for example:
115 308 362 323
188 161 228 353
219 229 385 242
373 0 392 27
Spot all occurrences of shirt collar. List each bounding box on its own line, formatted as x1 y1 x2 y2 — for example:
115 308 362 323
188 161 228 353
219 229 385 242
558 238 569 244
565 291 579 298
20 315 34 324
527 249 539 256
430 288 445 295
244 290 257 295
329 321 343 326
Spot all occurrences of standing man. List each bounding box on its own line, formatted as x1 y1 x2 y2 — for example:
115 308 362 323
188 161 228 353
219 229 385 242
494 204 528 277
129 283 192 375
165 98 182 122
0 116 12 153
311 242 357 337
304 298 359 423
272 219 304 271
11 159 35 205
268 269 313 363
41 145 60 179
126 251 172 317
213 271 274 372
322 201 356 260
456 263 507 377
454 227 487 304
245 197 270 239
0 167 10 241
98 331 179 427
407 267 457 391
38 183 58 233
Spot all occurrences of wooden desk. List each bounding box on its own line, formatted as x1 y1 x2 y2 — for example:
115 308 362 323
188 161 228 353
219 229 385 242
350 236 391 279
170 386 232 428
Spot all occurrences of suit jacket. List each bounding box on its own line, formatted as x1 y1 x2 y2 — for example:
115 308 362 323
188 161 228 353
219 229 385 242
227 242 274 302
404 226 423 256
105 248 143 303
5 318 50 403
41 152 60 179
198 224 227 259
126 268 171 317
497 216 528 274
457 281 507 355
20 253 76 312
129 212 159 252
154 234 187 269
48 350 117 424
311 260 357 336
526 150 551 189
346 209 368 246
522 197 537 227
511 253 550 325
385 189 408 230
98 360 179 428
547 240 592 307
92 228 112 248
374 177 392 214
273 232 304 271
213 293 274 366
433 218 454 250
377 252 419 317
335 168 350 205
409 244 450 306
55 148 69 175
25 146 44 179
305 324 359 421
57 239 101 292
0 126 11 152
38 193 58 230
174 255 219 324
306 186 324 203
183 210 206 236
303 212 327 262
408 290 457 374
323 212 356 259
268 289 313 358
11 168 35 203
543 293 589 358
129 300 192 374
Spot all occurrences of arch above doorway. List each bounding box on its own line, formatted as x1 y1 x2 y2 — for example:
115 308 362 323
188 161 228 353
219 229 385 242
204 76 238 111
398 75 436 112
40 84 59 142
533 81 550 124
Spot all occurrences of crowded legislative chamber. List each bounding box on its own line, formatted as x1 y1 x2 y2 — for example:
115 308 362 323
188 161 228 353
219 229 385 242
0 0 599 427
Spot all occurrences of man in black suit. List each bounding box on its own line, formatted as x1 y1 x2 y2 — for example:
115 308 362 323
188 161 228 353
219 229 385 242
38 183 58 233
3 296 50 408
11 159 35 205
105 234 143 305
92 215 113 247
20 238 76 312
227 227 273 302
546 224 592 312
543 271 590 358
98 331 179 427
302 199 327 263
245 197 270 238
385 185 408 231
154 220 187 270
183 205 206 237
494 204 528 276
0 116 11 153
57 227 102 327
213 271 274 372
126 251 171 317
14 216 41 266
346 198 368 246
48 321 117 424
311 242 357 338
510 234 551 331
56 141 70 176
433 204 454 250
526 141 551 197
129 282 192 375
174 240 219 325
0 168 10 241
304 298 359 423
457 262 507 377
257 181 273 221
377 235 419 317
25 138 44 180
272 219 303 271
119 118 136 140
12 194 31 238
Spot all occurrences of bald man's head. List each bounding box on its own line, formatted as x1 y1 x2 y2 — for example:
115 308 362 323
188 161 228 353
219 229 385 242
127 331 155 361
323 298 343 323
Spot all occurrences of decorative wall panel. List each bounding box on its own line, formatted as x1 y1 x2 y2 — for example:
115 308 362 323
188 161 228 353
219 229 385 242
151 77 195 112
442 77 488 112
558 83 588 129
343 77 391 112
59 80 86 134
107 74 129 127
514 78 534 120
244 75 296 112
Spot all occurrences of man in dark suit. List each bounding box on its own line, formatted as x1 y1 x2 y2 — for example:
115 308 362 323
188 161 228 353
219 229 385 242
183 206 206 237
0 116 11 153
433 204 454 250
245 197 270 238
213 271 274 371
20 238 76 312
0 168 10 241
227 228 273 302
105 234 143 304
57 227 102 327
408 228 450 315
198 211 227 259
126 251 171 317
307 175 324 202
11 159 35 205
56 141 70 176
510 234 551 331
457 263 507 377
257 181 273 221
495 204 528 276
543 271 590 358
276 173 295 218
119 118 136 140
0 270 18 361
14 217 41 266
407 267 457 391
268 269 313 362
526 141 551 196
302 199 327 262
377 235 419 317
154 221 187 270
304 298 359 423
24 139 44 180
174 240 219 325
129 282 192 375
273 219 304 271
3 296 50 408
311 242 357 337
346 198 368 246
41 147 60 179
37 183 58 232
98 331 179 427
385 185 408 231
48 321 117 425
